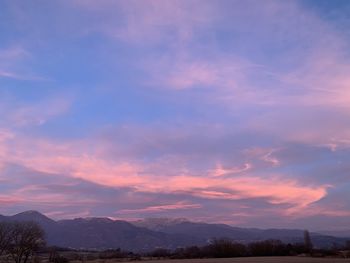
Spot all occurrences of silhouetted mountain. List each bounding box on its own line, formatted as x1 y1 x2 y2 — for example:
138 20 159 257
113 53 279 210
0 211 200 251
11 210 56 229
0 211 347 251
52 217 201 250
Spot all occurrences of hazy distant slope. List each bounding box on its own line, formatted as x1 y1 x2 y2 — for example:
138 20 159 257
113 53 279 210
134 219 304 242
133 217 189 231
319 230 350 238
133 218 348 248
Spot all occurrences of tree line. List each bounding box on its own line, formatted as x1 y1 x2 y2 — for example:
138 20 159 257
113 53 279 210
0 222 45 263
47 237 350 262
148 239 311 259
147 231 349 259
2 223 350 262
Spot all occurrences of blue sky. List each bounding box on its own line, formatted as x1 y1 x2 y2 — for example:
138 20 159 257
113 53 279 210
1 0 350 231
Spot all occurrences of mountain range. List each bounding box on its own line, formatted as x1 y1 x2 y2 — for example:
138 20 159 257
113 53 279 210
0 211 348 251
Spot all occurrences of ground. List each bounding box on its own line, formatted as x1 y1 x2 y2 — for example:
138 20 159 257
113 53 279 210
129 257 350 263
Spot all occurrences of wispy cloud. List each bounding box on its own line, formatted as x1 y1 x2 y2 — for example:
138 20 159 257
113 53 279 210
211 163 252 177
0 46 47 81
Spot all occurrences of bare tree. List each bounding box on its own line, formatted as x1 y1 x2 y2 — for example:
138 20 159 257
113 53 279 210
0 222 12 256
9 222 45 263
303 230 313 254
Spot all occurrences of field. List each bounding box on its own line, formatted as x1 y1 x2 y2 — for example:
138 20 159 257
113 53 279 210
135 257 350 263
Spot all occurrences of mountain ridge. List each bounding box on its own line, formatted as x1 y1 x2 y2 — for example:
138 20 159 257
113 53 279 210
0 211 348 251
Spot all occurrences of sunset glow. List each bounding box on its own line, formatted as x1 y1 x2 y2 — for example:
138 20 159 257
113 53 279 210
1 0 350 231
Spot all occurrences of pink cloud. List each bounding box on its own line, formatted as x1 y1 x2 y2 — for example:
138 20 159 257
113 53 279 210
0 130 15 169
141 52 266 103
69 0 350 112
72 0 215 45
9 97 73 127
280 51 350 109
1 135 327 212
8 184 101 207
284 201 350 219
0 94 73 132
156 175 327 208
0 196 21 206
117 202 202 214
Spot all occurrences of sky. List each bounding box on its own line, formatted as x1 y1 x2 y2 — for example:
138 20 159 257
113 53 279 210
0 0 350 231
